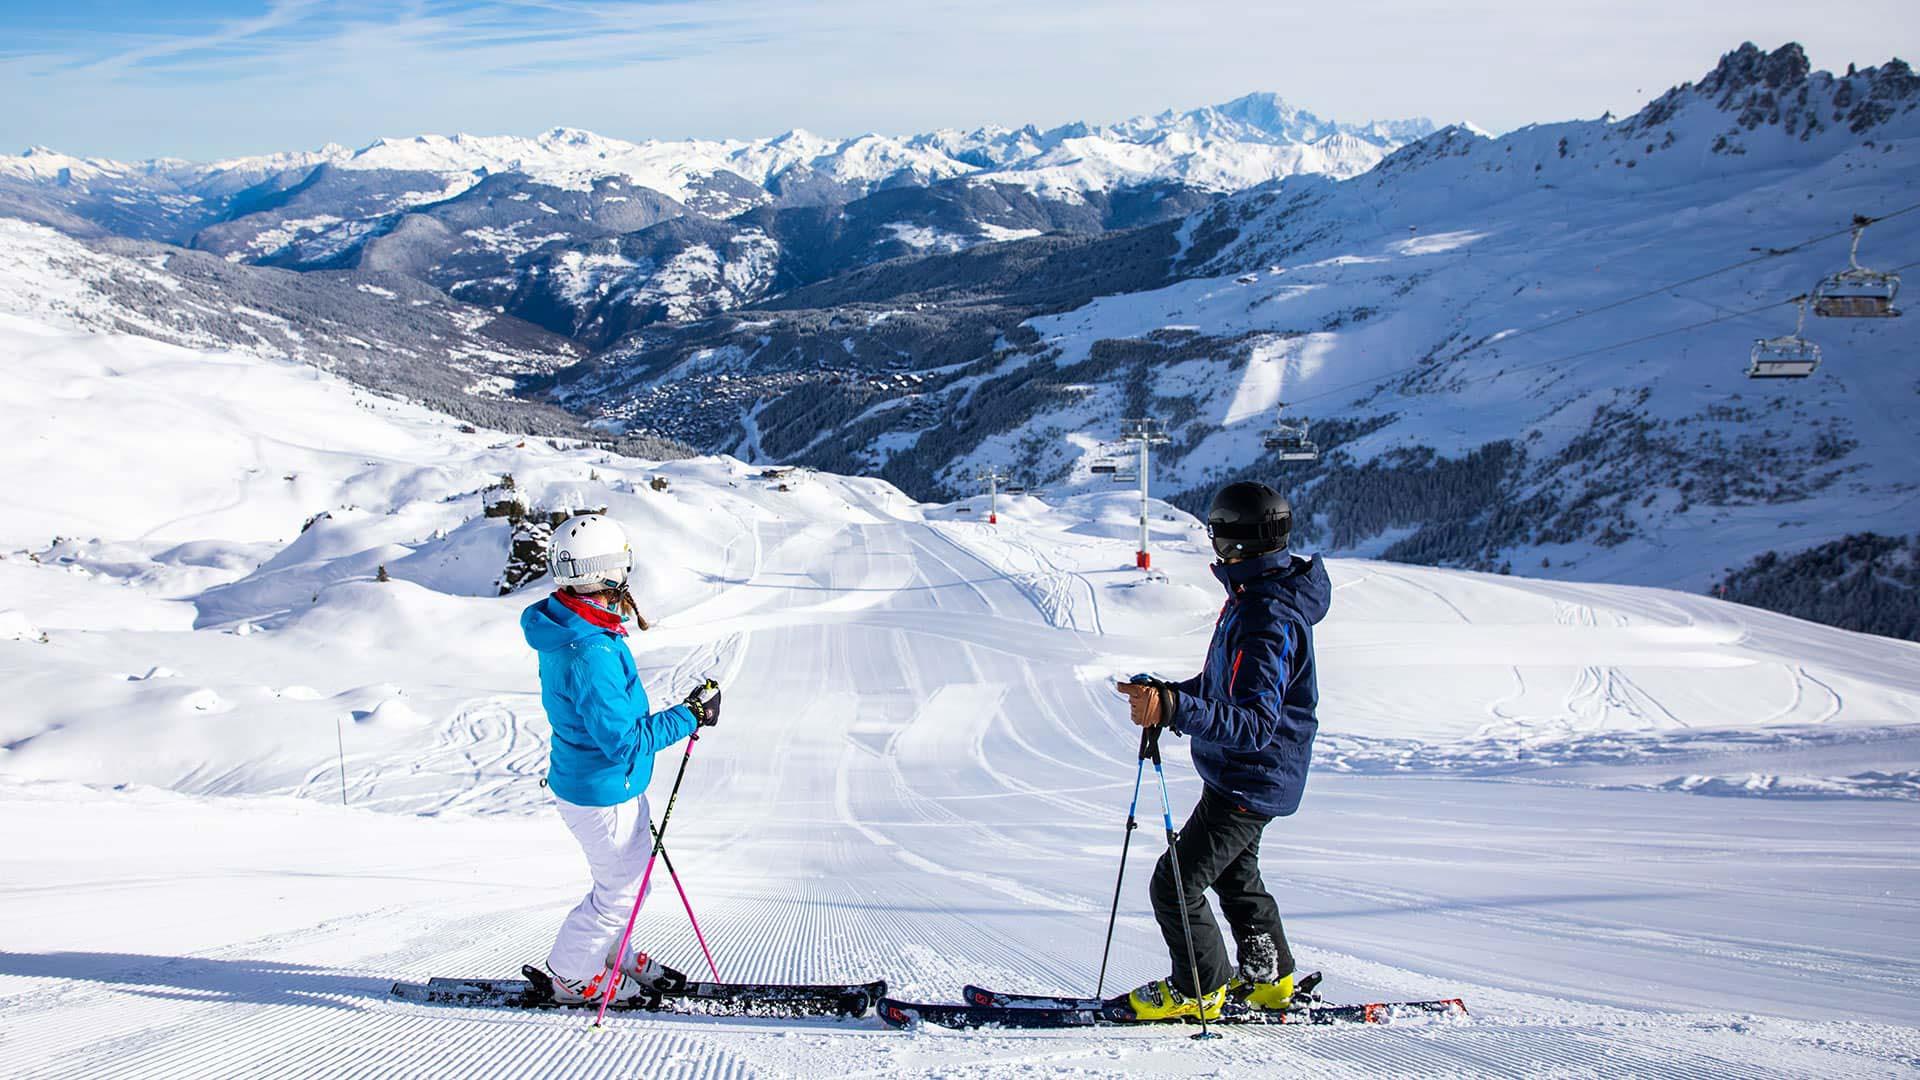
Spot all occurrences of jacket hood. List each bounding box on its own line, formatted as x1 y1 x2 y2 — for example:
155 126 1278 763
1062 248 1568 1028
521 594 609 652
1212 551 1332 626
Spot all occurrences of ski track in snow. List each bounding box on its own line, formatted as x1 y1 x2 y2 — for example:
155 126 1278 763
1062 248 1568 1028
5 515 1917 1077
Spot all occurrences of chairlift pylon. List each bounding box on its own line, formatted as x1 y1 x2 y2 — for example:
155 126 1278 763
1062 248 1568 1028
1748 296 1822 379
1812 216 1901 318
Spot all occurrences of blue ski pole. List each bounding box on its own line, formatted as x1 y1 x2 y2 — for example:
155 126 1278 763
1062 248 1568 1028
1148 723 1220 1040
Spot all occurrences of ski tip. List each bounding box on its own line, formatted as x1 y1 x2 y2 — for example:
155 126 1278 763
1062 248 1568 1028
1357 997 1470 1024
877 999 917 1029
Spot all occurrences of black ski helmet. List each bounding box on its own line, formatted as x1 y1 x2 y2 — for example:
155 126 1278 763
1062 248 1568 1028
1207 481 1291 562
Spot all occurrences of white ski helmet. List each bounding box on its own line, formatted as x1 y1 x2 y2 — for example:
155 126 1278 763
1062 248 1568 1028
548 514 632 591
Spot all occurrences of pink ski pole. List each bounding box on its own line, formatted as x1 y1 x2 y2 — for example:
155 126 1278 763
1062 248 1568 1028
654 833 721 982
593 727 702 1029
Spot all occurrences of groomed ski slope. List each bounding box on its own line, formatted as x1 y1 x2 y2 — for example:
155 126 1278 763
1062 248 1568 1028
1 319 1918 1077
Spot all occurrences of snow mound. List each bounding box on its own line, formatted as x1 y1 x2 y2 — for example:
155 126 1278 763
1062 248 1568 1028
1655 770 1920 800
0 611 45 643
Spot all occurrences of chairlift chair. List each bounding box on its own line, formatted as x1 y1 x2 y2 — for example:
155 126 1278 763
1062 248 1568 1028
1748 296 1822 379
1262 416 1320 462
1089 460 1120 475
1812 217 1901 318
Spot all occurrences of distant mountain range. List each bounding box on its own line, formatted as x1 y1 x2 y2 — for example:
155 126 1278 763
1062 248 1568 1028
3 44 1916 639
0 93 1436 351
2 92 1435 232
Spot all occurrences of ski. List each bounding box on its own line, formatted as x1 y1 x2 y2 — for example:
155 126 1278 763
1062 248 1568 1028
963 968 1337 1011
889 974 1465 1031
392 968 885 1019
880 995 1466 1030
963 984 1102 1009
882 998 1108 1029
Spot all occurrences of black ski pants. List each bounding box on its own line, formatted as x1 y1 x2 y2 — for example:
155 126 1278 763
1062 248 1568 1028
1150 784 1292 996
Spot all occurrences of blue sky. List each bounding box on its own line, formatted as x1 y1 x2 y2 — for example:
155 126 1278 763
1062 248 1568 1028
3 0 1914 160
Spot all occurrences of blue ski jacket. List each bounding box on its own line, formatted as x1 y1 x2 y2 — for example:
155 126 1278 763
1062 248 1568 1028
521 593 698 807
1167 550 1331 817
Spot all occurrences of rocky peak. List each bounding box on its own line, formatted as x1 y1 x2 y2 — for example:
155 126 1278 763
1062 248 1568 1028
1622 41 1919 142
1698 42 1811 100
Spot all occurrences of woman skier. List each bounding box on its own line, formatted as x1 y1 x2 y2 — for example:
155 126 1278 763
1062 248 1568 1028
518 513 721 1004
1113 480 1330 1021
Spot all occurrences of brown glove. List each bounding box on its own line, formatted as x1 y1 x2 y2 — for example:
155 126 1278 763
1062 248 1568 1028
1114 679 1169 729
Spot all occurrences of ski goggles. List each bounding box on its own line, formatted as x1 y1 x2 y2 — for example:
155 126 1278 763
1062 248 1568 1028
553 550 632 581
1205 519 1289 544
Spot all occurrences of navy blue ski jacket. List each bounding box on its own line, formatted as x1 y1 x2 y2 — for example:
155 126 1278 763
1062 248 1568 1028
1167 550 1331 817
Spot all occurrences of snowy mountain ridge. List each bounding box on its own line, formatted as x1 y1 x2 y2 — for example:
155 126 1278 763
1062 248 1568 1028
1198 41 1920 271
2 92 1436 212
0 91 1435 347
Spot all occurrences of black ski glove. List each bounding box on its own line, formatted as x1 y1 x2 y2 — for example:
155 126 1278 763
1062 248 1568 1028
684 680 722 727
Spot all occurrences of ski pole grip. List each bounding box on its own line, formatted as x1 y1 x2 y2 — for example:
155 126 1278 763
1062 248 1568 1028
1141 722 1163 763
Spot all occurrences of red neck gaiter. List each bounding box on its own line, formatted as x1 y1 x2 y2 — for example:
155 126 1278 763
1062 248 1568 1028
553 590 628 636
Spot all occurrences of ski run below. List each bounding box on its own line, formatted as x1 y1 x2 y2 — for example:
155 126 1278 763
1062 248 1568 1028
1 318 1918 1077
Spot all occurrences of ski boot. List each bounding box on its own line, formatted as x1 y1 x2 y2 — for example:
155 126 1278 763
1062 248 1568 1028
614 949 680 993
524 961 648 1006
1229 970 1296 1011
1119 978 1227 1022
1227 932 1297 1011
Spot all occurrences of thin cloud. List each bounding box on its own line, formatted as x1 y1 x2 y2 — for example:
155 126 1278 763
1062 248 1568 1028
78 0 329 75
3 0 1914 160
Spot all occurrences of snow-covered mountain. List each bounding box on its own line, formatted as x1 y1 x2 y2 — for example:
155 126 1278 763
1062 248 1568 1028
553 43 1920 619
1 93 1432 235
0 216 695 454
4 42 1914 637
0 92 1432 349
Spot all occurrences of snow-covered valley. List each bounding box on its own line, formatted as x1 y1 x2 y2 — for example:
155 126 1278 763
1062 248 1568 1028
2 307 1917 1076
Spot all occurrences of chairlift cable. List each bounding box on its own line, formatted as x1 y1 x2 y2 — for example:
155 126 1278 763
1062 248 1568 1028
1375 256 1920 392
1276 211 1920 411
1472 201 1919 351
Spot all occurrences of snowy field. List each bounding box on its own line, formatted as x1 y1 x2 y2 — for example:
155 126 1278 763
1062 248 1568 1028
2 318 1919 1077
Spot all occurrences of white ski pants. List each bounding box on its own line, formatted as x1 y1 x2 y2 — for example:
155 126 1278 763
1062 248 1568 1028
547 794 655 980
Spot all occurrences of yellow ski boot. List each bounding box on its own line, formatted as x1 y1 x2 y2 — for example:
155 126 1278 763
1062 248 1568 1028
1229 932 1298 1011
1122 978 1227 1022
1229 970 1295 1011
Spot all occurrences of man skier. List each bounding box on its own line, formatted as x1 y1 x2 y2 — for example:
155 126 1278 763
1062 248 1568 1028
1113 480 1330 1021
519 513 721 1004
